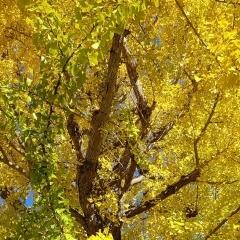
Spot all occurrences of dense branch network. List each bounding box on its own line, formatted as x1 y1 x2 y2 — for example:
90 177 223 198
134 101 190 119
1 1 240 239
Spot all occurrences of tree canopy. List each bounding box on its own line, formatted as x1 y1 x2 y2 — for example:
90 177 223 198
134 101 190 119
1 0 240 239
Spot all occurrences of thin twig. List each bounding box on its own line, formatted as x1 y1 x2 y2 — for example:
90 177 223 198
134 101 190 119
193 94 220 167
174 0 207 48
205 205 240 239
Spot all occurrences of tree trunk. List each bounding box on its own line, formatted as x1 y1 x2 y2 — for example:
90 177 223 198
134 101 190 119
112 226 122 240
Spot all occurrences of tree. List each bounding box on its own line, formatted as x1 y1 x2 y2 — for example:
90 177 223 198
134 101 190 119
1 0 240 239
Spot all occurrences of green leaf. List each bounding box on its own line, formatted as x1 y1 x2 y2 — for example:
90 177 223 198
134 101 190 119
64 233 75 240
26 77 33 86
17 0 32 11
59 56 68 68
134 10 144 23
88 52 98 66
32 33 40 47
92 41 101 50
55 208 66 214
47 93 57 103
49 41 58 56
114 23 125 34
75 7 82 20
76 70 86 88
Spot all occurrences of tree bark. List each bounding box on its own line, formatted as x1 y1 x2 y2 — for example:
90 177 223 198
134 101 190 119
67 31 129 237
112 226 122 240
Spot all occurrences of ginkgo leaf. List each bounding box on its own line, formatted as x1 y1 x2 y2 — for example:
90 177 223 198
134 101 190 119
75 7 82 20
17 0 32 11
1 0 240 239
88 52 98 66
26 78 33 86
194 74 201 82
92 41 101 50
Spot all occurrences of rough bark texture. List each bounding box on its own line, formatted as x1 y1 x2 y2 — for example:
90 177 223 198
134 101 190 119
67 32 128 237
124 168 201 218
67 33 202 239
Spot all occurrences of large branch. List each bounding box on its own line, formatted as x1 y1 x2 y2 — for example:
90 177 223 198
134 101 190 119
110 43 155 196
69 207 88 234
122 44 154 133
124 168 200 218
122 156 137 193
118 40 188 196
111 145 133 190
120 67 200 209
67 114 84 161
68 32 128 222
146 121 175 145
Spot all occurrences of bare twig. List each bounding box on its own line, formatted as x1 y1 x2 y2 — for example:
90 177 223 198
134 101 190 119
174 0 207 48
5 26 31 38
194 94 220 167
197 179 239 185
204 205 240 239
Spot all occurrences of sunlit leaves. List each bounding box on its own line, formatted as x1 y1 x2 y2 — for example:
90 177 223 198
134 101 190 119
17 0 32 11
1 0 240 239
88 228 113 240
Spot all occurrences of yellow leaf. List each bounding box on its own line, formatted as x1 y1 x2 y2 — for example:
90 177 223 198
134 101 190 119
194 74 201 82
92 41 101 50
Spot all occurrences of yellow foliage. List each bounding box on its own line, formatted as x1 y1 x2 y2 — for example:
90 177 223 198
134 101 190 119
0 0 240 239
88 228 113 240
